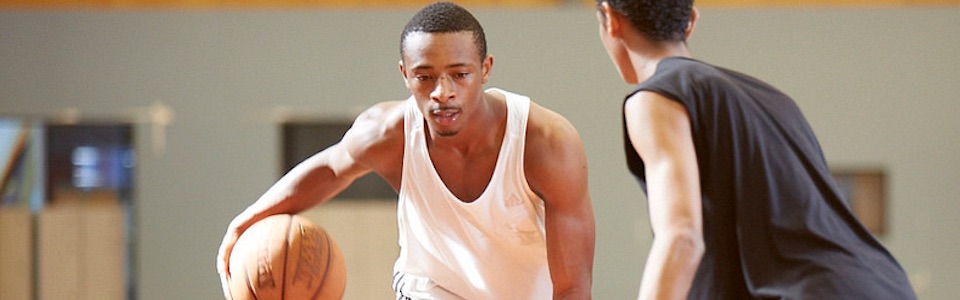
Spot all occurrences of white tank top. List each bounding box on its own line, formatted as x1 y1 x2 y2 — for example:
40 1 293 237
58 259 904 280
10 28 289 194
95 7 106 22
393 88 551 299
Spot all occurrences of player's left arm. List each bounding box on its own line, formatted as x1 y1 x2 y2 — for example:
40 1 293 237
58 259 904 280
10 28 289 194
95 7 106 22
525 102 595 300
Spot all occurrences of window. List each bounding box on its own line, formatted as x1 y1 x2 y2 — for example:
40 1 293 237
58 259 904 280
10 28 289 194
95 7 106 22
282 121 396 200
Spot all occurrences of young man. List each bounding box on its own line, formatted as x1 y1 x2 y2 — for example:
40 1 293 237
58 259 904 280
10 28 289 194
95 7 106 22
595 1 915 299
217 2 594 299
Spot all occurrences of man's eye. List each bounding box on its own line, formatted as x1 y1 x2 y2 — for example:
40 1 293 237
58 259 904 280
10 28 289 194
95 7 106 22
454 73 469 79
415 75 433 81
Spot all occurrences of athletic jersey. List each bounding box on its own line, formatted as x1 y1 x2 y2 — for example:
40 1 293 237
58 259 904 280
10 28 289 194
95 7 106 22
623 57 916 299
393 88 551 299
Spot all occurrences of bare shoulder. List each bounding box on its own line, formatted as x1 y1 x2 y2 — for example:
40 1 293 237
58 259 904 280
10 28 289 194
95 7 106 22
341 100 406 169
524 100 588 197
351 100 405 134
525 101 584 158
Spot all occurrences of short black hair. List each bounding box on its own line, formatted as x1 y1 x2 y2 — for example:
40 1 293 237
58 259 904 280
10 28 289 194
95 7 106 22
400 2 487 61
598 0 693 42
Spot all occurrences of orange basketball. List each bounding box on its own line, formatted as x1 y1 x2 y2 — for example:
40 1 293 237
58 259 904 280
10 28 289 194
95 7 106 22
226 214 346 300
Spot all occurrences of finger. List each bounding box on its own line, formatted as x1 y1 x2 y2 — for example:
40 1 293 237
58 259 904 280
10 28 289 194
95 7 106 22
220 271 233 300
223 243 234 274
217 235 236 276
217 244 232 299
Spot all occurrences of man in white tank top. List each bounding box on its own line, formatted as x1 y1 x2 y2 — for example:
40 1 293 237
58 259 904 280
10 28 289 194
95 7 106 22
393 88 551 299
218 3 595 299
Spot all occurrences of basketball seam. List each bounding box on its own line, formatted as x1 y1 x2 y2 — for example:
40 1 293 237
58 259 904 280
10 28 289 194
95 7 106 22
309 229 334 300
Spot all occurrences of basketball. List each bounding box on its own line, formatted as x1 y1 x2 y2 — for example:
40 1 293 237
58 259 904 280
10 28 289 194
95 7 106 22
226 214 346 300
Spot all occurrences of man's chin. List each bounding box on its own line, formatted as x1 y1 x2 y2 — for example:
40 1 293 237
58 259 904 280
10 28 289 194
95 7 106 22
436 130 459 137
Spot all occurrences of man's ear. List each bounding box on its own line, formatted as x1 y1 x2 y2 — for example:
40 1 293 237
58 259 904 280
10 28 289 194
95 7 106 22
481 55 493 84
598 2 623 39
685 7 699 40
399 60 411 89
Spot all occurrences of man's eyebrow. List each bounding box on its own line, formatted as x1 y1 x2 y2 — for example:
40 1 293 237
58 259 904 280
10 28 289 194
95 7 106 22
445 63 470 69
411 64 434 71
411 63 471 72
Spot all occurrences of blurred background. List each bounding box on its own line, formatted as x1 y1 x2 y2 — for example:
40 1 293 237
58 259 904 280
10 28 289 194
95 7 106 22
1 0 958 299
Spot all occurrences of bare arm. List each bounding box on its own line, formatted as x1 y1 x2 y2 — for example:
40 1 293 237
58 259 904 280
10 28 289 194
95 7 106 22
625 92 704 300
525 103 595 300
216 101 404 298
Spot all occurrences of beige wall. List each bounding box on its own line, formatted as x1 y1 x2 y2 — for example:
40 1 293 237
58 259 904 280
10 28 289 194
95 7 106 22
1 6 958 299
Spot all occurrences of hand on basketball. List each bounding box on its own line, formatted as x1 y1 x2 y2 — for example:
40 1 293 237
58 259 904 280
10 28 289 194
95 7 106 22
218 214 347 300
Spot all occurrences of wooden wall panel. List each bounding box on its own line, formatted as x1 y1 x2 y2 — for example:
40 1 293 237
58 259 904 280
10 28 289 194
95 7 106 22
0 209 33 300
38 189 124 300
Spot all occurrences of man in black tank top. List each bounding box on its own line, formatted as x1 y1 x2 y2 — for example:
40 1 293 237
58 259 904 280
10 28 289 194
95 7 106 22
595 1 916 299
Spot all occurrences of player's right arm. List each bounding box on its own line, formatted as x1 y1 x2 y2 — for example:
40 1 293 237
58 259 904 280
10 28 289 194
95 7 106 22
216 100 405 297
625 91 704 300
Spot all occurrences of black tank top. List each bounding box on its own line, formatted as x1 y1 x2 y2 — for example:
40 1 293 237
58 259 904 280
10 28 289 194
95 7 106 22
624 57 916 299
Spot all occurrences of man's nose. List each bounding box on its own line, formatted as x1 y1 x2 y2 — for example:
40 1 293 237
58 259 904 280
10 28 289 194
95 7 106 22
430 75 455 103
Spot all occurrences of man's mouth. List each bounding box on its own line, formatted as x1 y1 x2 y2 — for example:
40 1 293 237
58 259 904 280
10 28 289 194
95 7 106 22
430 108 460 125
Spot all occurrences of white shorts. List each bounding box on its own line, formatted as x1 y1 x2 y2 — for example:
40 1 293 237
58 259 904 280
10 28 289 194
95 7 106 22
393 272 465 300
